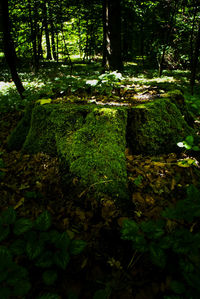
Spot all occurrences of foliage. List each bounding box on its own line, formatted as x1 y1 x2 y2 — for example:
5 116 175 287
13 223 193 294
177 135 200 151
0 207 86 298
121 185 200 298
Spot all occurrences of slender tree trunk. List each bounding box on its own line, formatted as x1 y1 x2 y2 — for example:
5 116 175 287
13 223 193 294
190 22 200 94
0 0 25 98
49 4 57 60
102 0 123 71
43 0 52 60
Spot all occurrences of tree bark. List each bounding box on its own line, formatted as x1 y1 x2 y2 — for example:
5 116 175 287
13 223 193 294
102 0 123 71
0 0 25 98
190 22 200 94
43 0 52 60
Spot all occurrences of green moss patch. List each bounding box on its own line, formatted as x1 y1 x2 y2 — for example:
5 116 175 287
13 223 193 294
67 107 128 199
127 98 195 155
9 103 128 200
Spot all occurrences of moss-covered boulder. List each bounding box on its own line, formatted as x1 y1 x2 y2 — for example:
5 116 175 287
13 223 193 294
127 98 195 155
11 103 128 200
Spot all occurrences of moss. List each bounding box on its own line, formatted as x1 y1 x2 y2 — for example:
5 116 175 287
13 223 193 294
20 103 128 200
56 107 128 199
7 103 34 151
127 98 195 155
22 104 86 155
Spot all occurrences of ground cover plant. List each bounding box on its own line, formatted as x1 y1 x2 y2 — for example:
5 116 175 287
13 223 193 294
0 58 200 298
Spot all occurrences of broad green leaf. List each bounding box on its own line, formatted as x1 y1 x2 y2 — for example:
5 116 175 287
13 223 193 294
0 246 12 267
55 232 71 250
10 239 26 256
34 211 51 231
70 240 87 255
35 251 53 268
1 207 16 225
13 218 33 235
170 280 185 294
0 225 10 242
54 250 70 269
149 244 166 268
12 280 31 296
93 289 110 299
193 145 200 151
42 270 58 285
26 238 44 260
185 135 194 145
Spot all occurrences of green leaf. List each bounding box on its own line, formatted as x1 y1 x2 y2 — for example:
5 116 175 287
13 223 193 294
13 218 33 235
121 219 139 241
93 289 110 299
0 225 10 242
170 280 185 294
149 244 166 268
42 270 58 285
35 251 53 268
1 207 16 225
140 220 165 239
192 145 200 151
0 246 12 267
34 211 51 231
54 250 70 269
185 135 194 145
26 231 44 260
10 239 26 256
70 240 87 255
0 158 5 168
54 232 71 250
13 281 31 296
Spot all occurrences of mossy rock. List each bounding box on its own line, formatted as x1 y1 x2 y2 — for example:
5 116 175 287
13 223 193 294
127 98 195 155
13 103 128 200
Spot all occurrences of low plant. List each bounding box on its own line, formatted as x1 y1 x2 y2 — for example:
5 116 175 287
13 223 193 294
121 185 200 298
0 208 86 298
177 135 200 151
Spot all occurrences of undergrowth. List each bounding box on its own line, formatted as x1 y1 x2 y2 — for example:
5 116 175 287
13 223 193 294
0 208 86 298
121 185 200 299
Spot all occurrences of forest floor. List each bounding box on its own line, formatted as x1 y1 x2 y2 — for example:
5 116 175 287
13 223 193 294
0 61 200 298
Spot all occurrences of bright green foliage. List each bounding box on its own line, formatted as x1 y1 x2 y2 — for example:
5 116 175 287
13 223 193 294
177 135 200 151
0 208 86 297
121 185 200 297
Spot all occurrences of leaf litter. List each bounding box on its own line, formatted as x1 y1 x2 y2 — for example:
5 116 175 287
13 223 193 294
0 108 200 298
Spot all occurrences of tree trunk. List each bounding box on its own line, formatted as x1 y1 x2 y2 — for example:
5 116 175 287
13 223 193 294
102 0 123 71
190 22 200 94
0 0 25 98
49 4 57 60
43 0 52 60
